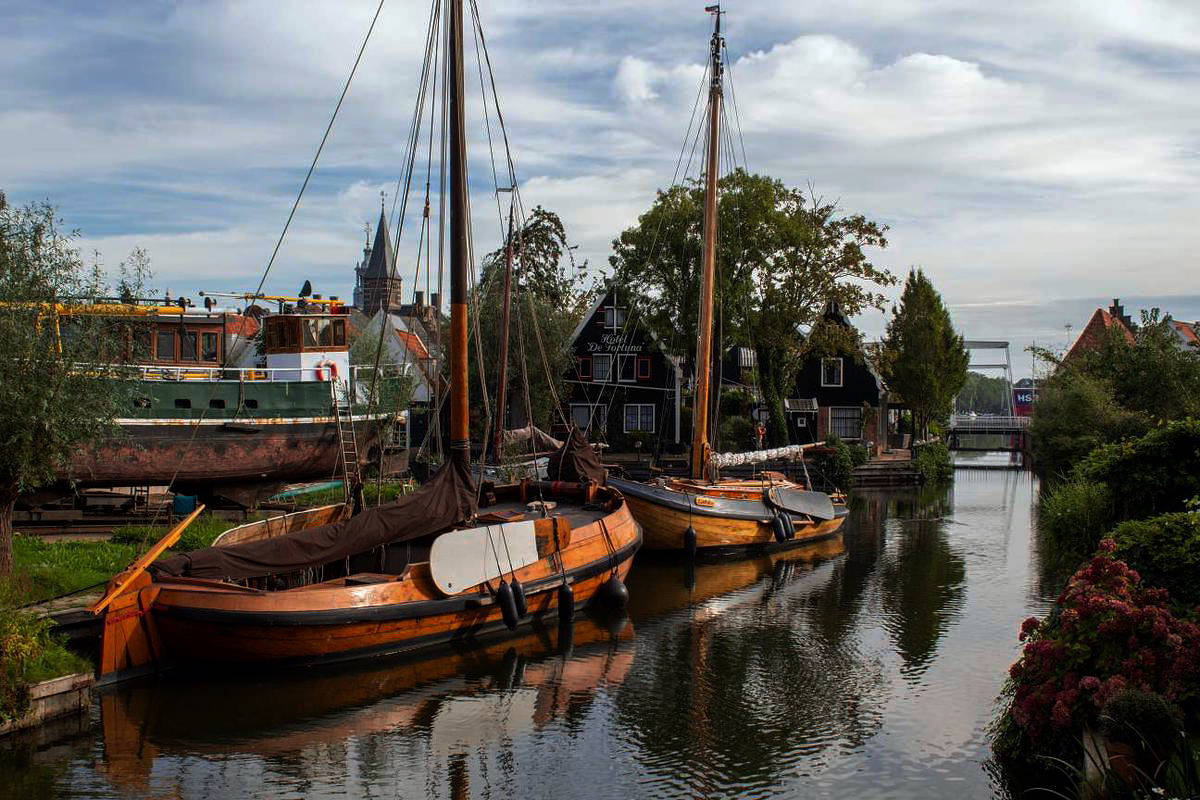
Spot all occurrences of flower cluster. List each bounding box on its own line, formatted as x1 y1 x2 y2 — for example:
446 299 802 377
1006 541 1200 742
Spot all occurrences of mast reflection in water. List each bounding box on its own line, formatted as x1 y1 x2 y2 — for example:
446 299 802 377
2 471 1052 799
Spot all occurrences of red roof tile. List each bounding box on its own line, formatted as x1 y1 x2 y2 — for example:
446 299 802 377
1064 308 1134 362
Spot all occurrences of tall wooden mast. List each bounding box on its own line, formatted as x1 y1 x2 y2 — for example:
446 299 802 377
448 0 470 465
690 6 723 480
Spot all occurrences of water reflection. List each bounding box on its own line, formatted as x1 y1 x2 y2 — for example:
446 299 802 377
3 471 1055 800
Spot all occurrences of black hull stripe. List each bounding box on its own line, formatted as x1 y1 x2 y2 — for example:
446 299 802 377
610 478 850 524
155 532 641 627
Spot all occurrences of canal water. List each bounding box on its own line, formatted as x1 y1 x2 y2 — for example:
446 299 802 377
3 468 1054 799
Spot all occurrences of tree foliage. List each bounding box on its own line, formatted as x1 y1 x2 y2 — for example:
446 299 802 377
1031 311 1200 478
610 170 894 446
956 371 1010 414
0 193 147 574
880 268 968 441
467 206 594 445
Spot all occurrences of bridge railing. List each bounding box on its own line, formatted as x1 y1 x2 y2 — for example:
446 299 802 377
949 414 1030 432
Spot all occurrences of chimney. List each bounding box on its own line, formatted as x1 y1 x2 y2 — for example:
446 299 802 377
414 290 424 307
430 292 441 310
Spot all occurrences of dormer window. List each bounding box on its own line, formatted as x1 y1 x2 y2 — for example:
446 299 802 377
603 306 626 330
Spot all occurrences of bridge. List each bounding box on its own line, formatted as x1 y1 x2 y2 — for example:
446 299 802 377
949 340 1030 467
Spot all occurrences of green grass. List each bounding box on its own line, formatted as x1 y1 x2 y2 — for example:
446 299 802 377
22 638 90 684
294 480 414 508
109 513 234 552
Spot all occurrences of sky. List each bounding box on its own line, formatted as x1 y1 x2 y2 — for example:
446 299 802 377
3 0 1200 379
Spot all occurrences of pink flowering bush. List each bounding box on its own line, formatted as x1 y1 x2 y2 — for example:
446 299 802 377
1004 540 1200 749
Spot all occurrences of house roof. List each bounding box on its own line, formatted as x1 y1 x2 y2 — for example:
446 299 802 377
224 314 259 337
1065 307 1134 361
1173 320 1199 349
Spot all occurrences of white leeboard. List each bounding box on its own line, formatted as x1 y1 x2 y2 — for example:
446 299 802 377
430 520 541 595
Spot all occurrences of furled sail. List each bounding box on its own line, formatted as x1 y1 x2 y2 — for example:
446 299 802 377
154 456 477 580
709 444 814 468
546 427 606 484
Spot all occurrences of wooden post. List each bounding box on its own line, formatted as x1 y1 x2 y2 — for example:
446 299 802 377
690 8 723 481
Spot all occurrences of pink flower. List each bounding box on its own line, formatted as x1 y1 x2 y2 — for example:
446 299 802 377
1080 676 1100 692
1020 616 1041 641
1051 700 1073 728
1097 538 1116 553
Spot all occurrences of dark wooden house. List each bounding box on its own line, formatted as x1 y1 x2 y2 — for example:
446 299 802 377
563 286 680 450
788 303 886 453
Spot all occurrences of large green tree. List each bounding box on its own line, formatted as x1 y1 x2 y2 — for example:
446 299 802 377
611 169 894 446
880 268 968 442
0 194 145 575
467 206 595 449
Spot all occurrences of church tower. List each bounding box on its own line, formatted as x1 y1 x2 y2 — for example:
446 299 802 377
354 202 403 315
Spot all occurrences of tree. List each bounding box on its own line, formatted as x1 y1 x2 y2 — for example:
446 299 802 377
956 371 1010 414
467 206 595 446
0 194 145 575
880 268 968 442
611 170 894 446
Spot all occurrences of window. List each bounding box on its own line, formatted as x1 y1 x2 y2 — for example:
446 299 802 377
624 403 655 433
618 354 636 382
830 407 862 439
302 319 319 348
571 403 601 431
208 398 226 410
592 353 612 382
576 356 592 380
174 398 192 409
201 332 219 362
155 330 175 361
636 356 651 381
821 357 843 387
603 306 627 330
332 319 346 346
179 332 198 361
132 329 152 361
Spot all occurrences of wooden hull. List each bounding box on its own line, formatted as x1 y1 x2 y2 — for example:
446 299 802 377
610 476 846 553
98 485 640 680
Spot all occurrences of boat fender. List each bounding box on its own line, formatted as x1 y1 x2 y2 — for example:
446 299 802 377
511 578 528 618
497 579 519 630
597 574 629 609
771 511 793 543
684 526 698 557
557 582 575 625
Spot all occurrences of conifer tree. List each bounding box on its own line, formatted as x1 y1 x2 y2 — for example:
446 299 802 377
881 269 968 442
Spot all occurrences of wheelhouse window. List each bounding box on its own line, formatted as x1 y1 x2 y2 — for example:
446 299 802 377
155 330 175 361
830 406 862 439
624 403 655 433
821 357 843 387
592 353 612 382
201 332 219 362
618 354 636 382
179 331 198 361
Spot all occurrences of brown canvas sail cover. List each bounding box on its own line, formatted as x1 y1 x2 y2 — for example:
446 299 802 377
546 427 606 484
154 455 477 580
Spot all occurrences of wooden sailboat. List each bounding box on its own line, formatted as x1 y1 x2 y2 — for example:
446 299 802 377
92 0 640 683
608 7 846 554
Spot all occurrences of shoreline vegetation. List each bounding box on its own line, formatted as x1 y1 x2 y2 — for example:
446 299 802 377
992 311 1200 796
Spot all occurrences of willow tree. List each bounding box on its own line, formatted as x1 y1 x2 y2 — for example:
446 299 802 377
0 193 144 575
611 169 894 446
879 268 968 442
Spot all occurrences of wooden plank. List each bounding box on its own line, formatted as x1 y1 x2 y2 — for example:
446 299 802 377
89 505 205 615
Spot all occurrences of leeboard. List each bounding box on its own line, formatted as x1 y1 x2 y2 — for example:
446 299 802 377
766 487 836 521
430 520 541 595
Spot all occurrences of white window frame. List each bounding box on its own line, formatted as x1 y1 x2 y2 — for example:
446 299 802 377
603 306 626 331
624 403 655 433
829 406 862 440
592 353 612 382
617 354 637 383
571 403 603 431
821 357 844 388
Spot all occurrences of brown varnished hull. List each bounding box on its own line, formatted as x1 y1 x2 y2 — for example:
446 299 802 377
624 492 845 552
99 486 640 677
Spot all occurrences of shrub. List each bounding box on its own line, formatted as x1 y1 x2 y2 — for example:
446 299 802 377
0 610 90 722
1111 511 1200 606
812 435 855 491
913 441 952 483
1000 542 1200 758
718 415 756 452
1039 480 1114 561
1030 368 1147 481
1073 419 1200 522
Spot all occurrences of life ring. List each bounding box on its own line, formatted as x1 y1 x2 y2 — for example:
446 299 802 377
315 360 339 381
